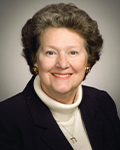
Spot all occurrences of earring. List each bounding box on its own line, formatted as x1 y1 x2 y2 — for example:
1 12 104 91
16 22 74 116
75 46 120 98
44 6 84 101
85 66 91 73
33 66 38 74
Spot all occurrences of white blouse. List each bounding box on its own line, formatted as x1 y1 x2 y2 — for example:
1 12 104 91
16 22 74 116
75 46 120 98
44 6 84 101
34 75 92 150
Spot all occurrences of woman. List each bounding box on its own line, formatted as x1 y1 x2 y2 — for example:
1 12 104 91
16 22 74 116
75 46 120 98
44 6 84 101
0 3 120 150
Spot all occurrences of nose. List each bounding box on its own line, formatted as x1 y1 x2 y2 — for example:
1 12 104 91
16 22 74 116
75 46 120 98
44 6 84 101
56 53 69 69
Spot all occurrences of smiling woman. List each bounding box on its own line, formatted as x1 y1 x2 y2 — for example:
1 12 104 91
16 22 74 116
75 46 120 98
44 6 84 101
35 27 88 104
0 3 120 150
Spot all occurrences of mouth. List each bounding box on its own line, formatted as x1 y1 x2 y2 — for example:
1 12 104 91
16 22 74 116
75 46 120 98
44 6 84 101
52 73 72 78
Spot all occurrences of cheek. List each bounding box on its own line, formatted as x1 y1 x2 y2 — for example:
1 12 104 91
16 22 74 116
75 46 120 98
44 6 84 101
71 56 87 73
37 56 55 72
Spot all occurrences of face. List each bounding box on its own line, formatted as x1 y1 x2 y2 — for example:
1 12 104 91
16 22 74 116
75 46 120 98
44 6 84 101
35 27 88 101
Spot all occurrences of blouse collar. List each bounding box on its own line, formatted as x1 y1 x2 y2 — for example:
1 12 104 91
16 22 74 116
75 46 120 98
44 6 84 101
34 75 82 121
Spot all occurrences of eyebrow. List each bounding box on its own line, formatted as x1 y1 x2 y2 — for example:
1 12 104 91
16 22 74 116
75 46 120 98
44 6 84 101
42 45 81 50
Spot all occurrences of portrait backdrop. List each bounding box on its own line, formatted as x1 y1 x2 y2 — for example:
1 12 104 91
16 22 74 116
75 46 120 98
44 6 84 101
0 0 120 116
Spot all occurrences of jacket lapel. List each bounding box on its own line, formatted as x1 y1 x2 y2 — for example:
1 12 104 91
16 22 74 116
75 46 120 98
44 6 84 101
23 76 104 150
23 76 73 150
80 86 104 150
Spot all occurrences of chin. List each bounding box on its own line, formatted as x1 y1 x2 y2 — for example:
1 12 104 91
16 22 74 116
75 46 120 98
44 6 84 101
53 86 74 94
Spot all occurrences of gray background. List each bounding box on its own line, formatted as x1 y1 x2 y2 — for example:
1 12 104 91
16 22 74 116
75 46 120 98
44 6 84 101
0 0 120 116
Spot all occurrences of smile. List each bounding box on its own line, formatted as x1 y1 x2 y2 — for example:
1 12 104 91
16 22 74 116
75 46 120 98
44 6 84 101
52 73 72 78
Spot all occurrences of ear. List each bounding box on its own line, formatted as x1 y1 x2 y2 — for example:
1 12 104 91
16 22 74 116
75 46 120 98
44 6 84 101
34 63 38 68
86 63 91 67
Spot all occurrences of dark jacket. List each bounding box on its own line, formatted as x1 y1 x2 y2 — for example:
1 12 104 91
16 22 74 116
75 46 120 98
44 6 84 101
0 76 120 150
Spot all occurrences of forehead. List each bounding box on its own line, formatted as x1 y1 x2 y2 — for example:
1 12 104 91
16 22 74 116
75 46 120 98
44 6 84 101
40 27 85 48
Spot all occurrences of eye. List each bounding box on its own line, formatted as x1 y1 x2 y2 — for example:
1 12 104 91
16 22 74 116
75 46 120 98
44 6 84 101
46 51 54 55
70 51 78 55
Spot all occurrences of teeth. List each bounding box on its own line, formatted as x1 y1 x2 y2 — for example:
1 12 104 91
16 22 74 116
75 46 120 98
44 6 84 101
53 74 71 77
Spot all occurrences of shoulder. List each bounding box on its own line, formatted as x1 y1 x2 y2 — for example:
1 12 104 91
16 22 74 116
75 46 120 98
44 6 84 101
0 92 26 112
82 85 119 120
0 76 35 115
82 85 114 104
82 85 109 97
0 92 29 122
